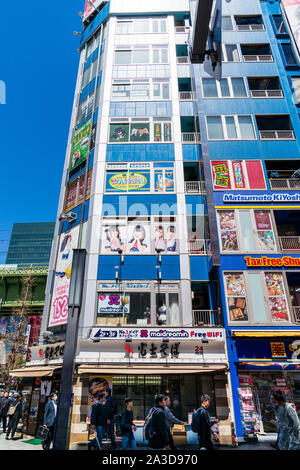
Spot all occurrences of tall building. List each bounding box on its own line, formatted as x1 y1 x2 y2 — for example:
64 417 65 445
21 0 300 447
6 222 55 267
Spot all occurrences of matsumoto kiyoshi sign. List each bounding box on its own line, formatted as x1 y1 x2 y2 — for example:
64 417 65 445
223 193 300 203
90 327 224 341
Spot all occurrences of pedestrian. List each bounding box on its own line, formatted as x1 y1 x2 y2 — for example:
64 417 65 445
1 391 12 435
192 394 219 450
147 394 170 450
5 392 23 440
104 387 117 450
120 397 137 450
89 392 108 450
42 392 58 450
0 391 4 431
272 390 300 450
164 395 184 450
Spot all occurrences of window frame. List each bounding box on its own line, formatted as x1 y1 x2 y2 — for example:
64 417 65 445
111 78 171 101
202 77 248 99
108 117 173 143
205 115 257 141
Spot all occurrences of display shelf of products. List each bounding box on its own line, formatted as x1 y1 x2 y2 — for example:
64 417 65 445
238 387 258 439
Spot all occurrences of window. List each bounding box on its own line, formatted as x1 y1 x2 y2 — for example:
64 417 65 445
101 216 177 254
202 77 247 98
109 118 172 143
217 209 277 253
111 79 170 101
291 76 300 104
86 30 101 58
222 16 234 31
156 292 180 325
281 43 298 66
116 18 167 34
132 47 150 64
206 115 256 140
153 47 169 64
114 46 168 65
82 61 98 90
273 15 288 35
115 49 132 65
224 273 248 322
77 92 95 124
105 163 175 193
222 44 240 62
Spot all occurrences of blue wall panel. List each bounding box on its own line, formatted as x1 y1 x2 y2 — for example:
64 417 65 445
106 144 175 162
102 194 178 216
190 256 209 281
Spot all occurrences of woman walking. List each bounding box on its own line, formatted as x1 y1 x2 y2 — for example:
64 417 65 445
272 390 300 450
5 393 23 440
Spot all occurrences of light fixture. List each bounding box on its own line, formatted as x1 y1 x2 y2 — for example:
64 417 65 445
118 248 124 265
201 339 209 344
78 11 84 18
162 338 169 343
59 212 77 223
73 31 83 36
93 337 100 343
125 338 132 343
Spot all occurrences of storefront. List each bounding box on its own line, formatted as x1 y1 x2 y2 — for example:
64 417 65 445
232 331 300 436
68 326 233 447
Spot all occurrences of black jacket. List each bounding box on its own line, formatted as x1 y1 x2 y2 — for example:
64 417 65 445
91 402 108 427
121 408 134 437
197 406 214 441
1 397 13 417
148 406 169 449
105 395 115 420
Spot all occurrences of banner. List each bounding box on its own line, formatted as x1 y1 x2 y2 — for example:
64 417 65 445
48 226 80 327
211 161 231 189
84 0 103 20
282 0 300 54
90 327 224 341
69 119 92 171
98 293 130 315
106 171 150 192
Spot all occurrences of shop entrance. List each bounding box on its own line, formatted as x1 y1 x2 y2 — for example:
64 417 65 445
112 374 216 421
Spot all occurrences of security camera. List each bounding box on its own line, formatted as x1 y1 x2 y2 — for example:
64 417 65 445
59 212 77 223
43 331 54 339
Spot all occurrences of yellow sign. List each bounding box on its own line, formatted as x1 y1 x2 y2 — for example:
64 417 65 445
109 172 149 191
271 342 286 358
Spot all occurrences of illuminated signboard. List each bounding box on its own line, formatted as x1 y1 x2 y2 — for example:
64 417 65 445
244 256 300 268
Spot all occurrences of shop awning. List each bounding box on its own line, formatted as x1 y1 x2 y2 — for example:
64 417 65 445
9 366 62 377
232 331 300 338
77 365 227 375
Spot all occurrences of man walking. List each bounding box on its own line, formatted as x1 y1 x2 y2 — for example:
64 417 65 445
164 395 184 450
192 394 219 450
42 392 58 450
104 387 117 450
120 397 137 450
89 392 108 450
0 391 5 432
1 391 12 435
148 394 170 450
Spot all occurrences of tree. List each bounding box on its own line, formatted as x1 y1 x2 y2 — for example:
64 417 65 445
0 266 36 390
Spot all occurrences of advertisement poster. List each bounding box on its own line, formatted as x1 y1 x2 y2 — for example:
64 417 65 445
225 274 246 296
127 223 150 253
218 212 239 251
254 211 272 230
154 224 177 253
257 231 276 252
282 0 300 54
265 273 290 322
109 124 129 142
84 0 103 21
88 376 112 408
225 274 248 321
130 123 150 142
48 226 80 327
232 161 246 189
65 170 92 212
106 171 150 192
102 224 126 253
98 293 130 315
154 170 174 192
211 161 231 190
69 119 92 171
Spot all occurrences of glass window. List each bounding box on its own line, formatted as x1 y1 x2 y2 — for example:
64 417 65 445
169 293 180 325
132 48 150 64
239 210 256 251
127 293 151 325
225 116 238 139
254 211 277 252
220 79 230 97
224 45 240 62
225 273 248 321
273 15 288 34
248 273 268 323
292 76 300 103
222 16 234 31
112 83 131 99
115 49 132 65
231 78 247 97
206 116 224 139
134 20 150 33
116 21 132 34
82 66 91 89
282 44 298 66
202 78 218 98
238 116 256 139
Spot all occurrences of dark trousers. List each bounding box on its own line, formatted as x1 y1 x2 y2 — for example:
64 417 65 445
106 420 116 449
198 436 215 450
6 416 20 439
43 424 55 450
2 414 7 433
168 430 176 450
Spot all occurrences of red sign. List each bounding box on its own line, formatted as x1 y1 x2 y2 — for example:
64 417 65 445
84 0 102 20
211 161 231 189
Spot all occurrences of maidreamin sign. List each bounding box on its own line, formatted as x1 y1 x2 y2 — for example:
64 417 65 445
223 193 300 203
90 327 224 341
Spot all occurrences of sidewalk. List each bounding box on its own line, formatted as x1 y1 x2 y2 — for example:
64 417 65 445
0 431 42 450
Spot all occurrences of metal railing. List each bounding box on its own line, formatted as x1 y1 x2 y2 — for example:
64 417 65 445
175 26 189 33
237 24 265 31
179 91 196 100
279 236 300 251
243 54 273 62
176 56 190 64
192 310 222 327
185 181 206 194
269 178 300 190
188 239 209 254
293 307 300 323
250 89 283 98
259 130 295 140
181 132 201 143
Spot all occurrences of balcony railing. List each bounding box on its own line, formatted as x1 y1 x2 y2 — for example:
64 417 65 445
176 56 190 64
279 236 300 251
259 130 295 140
175 26 189 33
293 307 300 323
185 181 206 194
243 54 273 62
188 239 210 254
250 89 283 98
269 178 300 190
237 24 265 31
192 310 222 327
179 91 196 100
181 132 201 143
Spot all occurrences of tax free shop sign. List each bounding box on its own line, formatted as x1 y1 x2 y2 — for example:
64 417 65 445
245 256 300 268
223 193 300 203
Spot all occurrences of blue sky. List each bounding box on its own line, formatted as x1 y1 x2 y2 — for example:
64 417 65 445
0 0 84 260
